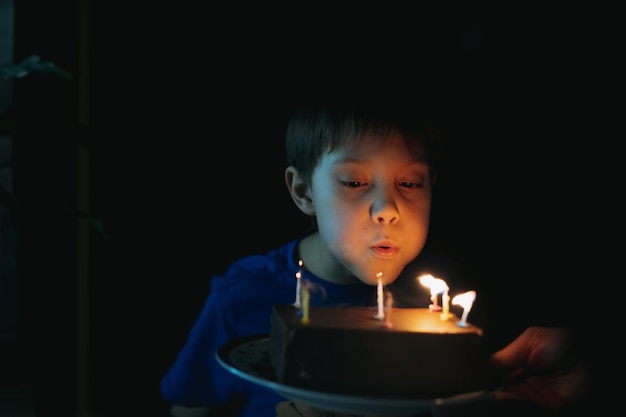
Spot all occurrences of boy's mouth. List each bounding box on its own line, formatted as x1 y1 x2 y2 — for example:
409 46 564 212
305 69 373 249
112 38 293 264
371 243 398 258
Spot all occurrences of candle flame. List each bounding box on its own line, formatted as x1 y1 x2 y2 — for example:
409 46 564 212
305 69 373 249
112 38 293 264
452 290 476 327
296 259 303 280
418 274 449 294
451 290 476 310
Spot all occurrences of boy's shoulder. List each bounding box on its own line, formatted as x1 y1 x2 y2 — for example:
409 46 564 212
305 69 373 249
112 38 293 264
209 238 300 293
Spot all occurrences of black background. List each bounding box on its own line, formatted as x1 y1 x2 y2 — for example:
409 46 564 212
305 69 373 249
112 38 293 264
9 2 610 415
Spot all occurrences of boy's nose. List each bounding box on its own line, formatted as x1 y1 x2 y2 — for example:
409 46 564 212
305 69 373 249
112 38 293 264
375 212 398 225
371 189 399 225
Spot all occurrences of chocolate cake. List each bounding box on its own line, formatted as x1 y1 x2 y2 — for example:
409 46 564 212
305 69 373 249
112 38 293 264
268 305 494 398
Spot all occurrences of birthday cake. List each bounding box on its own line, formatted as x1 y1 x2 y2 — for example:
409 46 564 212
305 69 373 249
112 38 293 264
268 305 494 398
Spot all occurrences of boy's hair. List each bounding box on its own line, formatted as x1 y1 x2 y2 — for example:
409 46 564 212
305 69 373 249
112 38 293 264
285 102 440 189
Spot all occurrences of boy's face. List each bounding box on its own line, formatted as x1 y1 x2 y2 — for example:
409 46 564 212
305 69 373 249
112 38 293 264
309 133 432 286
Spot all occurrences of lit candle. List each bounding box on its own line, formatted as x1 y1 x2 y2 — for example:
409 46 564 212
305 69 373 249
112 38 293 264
440 288 453 321
418 274 445 312
375 272 384 320
293 259 303 308
300 283 310 324
452 290 476 327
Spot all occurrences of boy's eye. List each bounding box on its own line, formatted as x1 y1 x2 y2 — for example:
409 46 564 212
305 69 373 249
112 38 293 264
399 181 424 189
340 181 366 188
340 181 424 189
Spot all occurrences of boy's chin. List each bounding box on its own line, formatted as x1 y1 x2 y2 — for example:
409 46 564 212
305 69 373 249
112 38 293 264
353 264 406 286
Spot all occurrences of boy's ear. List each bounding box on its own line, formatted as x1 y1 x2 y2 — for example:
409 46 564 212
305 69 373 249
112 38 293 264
285 166 315 216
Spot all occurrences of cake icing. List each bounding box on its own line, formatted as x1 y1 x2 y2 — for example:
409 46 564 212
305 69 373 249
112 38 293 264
269 305 494 398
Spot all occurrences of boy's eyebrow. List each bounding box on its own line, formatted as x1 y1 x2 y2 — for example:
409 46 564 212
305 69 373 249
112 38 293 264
329 154 429 167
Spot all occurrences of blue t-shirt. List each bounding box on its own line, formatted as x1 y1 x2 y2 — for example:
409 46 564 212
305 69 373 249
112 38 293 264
160 238 464 417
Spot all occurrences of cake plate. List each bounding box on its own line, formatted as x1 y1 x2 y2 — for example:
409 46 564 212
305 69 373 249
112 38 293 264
216 334 496 416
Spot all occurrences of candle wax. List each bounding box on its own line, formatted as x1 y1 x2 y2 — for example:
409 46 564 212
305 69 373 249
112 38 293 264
382 291 394 328
440 290 453 320
293 260 303 308
375 273 384 320
300 285 310 324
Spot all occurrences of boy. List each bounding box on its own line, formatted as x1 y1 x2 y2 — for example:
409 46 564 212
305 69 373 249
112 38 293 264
161 102 591 417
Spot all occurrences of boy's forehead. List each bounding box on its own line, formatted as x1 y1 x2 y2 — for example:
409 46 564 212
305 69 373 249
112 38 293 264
324 133 428 163
328 132 427 157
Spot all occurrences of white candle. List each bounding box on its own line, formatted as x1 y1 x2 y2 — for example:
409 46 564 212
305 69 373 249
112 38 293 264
375 272 384 320
452 290 476 327
293 259 303 308
383 291 394 328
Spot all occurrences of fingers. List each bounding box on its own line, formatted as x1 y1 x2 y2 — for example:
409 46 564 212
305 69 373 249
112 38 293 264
489 326 591 412
489 326 574 373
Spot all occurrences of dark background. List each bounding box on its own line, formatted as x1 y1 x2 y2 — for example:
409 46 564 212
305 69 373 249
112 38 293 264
5 2 609 416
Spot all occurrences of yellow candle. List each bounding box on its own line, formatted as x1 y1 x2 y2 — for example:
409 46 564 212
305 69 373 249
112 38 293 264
300 284 310 324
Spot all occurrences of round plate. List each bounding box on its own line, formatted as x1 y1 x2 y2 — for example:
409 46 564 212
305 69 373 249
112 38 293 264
216 334 496 415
